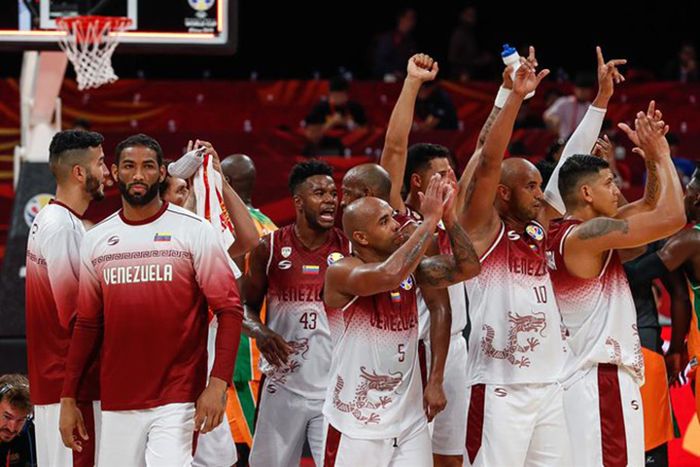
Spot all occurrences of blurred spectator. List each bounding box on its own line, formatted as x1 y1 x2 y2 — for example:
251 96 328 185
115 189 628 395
667 133 695 185
447 4 494 82
543 72 595 139
0 374 36 467
664 42 698 83
302 113 346 157
305 76 367 131
372 8 417 81
414 81 458 131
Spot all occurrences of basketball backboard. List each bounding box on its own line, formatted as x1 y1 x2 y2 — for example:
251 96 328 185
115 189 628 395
0 0 237 54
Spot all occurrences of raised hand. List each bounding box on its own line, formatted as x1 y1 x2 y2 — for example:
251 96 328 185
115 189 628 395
592 134 614 163
618 101 669 157
512 47 549 98
418 173 447 224
407 53 439 83
596 46 626 99
634 106 671 160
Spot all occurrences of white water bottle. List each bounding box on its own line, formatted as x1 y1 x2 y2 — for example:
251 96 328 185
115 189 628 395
501 44 535 99
168 146 206 179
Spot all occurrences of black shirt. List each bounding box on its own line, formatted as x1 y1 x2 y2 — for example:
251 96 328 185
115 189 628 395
0 419 36 467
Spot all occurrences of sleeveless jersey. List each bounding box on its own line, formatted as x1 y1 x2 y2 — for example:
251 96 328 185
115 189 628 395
323 274 423 439
547 218 644 384
262 225 350 399
464 221 567 385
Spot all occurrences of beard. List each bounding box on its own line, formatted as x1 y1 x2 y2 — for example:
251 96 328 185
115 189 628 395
118 179 160 206
85 171 105 201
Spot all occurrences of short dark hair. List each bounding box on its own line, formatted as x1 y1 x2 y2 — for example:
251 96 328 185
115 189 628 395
404 143 453 192
0 374 31 413
48 129 104 178
558 154 610 208
114 133 164 165
329 76 349 93
535 159 556 188
288 160 333 194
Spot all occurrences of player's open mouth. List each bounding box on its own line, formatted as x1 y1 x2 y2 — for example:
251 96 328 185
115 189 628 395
319 208 335 222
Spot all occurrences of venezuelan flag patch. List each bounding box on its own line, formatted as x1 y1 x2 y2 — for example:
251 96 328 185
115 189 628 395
390 291 401 303
302 265 320 275
154 232 172 242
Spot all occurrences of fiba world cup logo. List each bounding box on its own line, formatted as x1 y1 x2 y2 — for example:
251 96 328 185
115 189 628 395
188 0 215 12
24 194 54 227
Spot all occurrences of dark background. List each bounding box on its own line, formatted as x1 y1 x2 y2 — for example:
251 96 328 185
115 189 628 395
0 1 699 80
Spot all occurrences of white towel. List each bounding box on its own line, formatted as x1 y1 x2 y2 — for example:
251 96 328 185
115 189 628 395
192 153 242 279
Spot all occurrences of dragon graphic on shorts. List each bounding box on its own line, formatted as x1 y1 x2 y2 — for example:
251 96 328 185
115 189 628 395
481 311 547 368
605 324 644 381
264 338 309 393
333 367 403 424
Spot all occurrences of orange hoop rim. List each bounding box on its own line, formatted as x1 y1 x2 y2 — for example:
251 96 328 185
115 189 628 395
55 15 132 32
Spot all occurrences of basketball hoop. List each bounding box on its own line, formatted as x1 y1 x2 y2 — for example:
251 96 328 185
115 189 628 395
56 16 132 91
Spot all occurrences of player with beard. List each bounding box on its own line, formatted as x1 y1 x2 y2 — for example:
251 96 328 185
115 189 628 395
58 133 244 466
245 160 351 466
25 129 109 467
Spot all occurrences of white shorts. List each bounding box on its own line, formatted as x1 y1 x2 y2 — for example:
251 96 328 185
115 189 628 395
192 412 238 467
34 400 101 467
98 402 195 467
465 382 571 466
323 418 431 467
249 383 325 467
423 334 468 456
563 364 644 467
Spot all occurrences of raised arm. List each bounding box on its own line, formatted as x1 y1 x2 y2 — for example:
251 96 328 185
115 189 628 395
242 235 293 367
544 47 626 217
415 189 480 288
325 175 447 306
461 51 549 238
380 54 438 213
195 140 259 259
565 110 685 269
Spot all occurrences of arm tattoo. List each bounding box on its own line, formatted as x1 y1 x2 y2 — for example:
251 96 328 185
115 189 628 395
419 223 479 286
476 106 501 151
643 159 660 205
575 218 630 240
403 228 434 269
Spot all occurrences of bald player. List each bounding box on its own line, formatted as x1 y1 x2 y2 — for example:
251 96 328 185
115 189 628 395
340 162 453 424
25 129 109 467
452 50 580 466
323 174 480 466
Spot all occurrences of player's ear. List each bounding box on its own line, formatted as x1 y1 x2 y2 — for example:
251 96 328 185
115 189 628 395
410 173 422 191
159 164 166 183
292 194 303 211
110 163 119 183
352 230 369 246
72 164 86 184
496 184 510 202
580 184 594 204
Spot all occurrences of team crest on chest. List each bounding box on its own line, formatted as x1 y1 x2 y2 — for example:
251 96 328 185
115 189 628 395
525 224 544 242
281 246 292 258
327 252 344 265
399 276 413 291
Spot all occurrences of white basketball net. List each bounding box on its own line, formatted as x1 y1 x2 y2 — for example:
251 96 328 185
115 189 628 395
56 16 132 91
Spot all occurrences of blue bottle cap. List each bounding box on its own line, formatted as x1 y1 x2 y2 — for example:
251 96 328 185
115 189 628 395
501 44 517 57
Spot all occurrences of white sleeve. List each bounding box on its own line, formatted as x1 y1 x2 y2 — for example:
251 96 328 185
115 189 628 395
42 224 83 330
543 105 607 215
